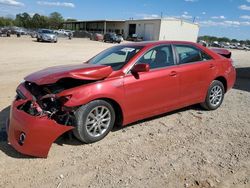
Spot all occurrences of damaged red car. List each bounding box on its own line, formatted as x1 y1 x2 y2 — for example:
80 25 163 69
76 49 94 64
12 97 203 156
6 41 236 157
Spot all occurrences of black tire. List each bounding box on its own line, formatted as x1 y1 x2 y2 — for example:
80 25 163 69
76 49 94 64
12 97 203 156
201 80 225 110
37 38 40 42
73 100 115 143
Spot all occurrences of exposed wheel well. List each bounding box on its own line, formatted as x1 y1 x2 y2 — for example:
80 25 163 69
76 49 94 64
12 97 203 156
98 98 123 127
215 76 227 92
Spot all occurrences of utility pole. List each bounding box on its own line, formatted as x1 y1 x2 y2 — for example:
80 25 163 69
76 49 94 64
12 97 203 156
193 16 196 23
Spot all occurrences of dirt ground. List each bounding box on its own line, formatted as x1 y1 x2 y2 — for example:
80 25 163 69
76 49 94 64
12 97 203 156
0 36 249 188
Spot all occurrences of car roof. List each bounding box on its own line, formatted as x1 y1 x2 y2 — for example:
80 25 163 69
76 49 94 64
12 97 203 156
120 41 198 48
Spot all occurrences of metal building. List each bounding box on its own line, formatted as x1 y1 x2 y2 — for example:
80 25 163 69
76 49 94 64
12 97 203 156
63 20 125 34
125 18 199 42
63 18 199 42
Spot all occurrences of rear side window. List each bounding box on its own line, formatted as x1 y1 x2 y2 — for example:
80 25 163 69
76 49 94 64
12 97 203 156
175 45 212 64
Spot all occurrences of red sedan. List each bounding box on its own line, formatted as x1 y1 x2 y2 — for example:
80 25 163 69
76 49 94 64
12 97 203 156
7 41 236 157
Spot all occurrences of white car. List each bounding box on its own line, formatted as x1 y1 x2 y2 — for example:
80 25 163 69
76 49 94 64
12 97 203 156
56 29 67 35
37 29 58 43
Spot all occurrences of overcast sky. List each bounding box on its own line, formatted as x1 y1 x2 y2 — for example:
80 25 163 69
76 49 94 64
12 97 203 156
1 0 250 40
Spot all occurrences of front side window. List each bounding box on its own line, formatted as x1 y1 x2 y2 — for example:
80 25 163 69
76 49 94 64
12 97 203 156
89 46 143 70
137 45 175 69
175 45 212 64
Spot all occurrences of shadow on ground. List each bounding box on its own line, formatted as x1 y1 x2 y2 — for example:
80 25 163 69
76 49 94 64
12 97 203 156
0 106 10 142
234 67 250 92
0 103 203 158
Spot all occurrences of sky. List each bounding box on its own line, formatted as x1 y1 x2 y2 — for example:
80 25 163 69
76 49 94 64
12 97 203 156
0 0 250 40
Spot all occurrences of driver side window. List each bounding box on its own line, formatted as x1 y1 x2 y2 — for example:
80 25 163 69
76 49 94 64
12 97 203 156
137 45 174 69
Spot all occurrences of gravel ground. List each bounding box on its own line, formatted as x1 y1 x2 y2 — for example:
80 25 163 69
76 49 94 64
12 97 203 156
0 36 249 188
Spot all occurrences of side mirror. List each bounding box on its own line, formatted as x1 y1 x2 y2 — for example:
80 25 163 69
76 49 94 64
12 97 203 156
131 63 150 73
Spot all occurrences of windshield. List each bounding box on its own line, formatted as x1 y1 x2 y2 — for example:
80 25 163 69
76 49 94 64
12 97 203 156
89 45 143 70
42 30 53 34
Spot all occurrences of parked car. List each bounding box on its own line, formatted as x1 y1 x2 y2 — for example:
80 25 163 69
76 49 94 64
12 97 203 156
55 29 67 35
16 28 27 35
245 45 250 51
37 29 58 43
117 34 124 42
30 31 37 38
91 33 104 41
0 28 11 37
104 33 121 43
127 34 143 42
6 41 236 157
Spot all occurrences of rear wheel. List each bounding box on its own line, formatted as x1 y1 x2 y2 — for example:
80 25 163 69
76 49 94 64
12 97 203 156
73 100 115 143
201 80 225 110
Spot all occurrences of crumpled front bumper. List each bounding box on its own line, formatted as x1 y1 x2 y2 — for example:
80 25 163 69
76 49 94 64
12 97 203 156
7 84 74 158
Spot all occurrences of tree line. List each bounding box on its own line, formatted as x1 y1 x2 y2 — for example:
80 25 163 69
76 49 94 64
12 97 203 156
1 12 249 44
0 12 76 29
198 35 250 45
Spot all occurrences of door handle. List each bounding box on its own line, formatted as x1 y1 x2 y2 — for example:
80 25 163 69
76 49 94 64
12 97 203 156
210 64 215 69
169 71 177 77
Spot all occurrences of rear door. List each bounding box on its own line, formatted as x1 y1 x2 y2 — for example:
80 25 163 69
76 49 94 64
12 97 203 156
173 44 215 106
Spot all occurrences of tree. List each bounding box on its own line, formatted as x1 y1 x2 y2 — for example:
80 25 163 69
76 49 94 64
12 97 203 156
66 18 77 22
15 12 31 28
31 13 49 28
48 12 64 29
31 13 41 28
0 17 14 26
231 39 238 43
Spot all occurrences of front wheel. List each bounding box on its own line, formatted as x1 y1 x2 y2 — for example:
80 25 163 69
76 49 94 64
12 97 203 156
201 80 225 110
73 100 115 143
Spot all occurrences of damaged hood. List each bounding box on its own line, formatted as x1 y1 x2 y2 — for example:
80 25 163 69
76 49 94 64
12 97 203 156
25 63 113 85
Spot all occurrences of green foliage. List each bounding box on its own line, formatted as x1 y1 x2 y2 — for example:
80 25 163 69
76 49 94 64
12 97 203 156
48 12 64 29
0 17 14 26
66 18 77 22
0 12 64 29
198 35 242 43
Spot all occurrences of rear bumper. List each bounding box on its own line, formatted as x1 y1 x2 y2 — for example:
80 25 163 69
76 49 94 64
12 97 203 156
226 66 236 91
7 84 73 158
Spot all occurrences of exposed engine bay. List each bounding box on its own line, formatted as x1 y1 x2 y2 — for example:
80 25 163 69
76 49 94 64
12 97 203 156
16 78 95 126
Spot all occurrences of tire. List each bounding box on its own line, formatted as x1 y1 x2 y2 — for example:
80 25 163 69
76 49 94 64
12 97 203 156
73 100 115 143
201 80 225 110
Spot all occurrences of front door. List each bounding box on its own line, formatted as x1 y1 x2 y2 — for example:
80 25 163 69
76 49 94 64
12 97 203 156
123 45 180 122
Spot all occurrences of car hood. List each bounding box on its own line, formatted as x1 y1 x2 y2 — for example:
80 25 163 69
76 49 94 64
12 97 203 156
25 63 113 85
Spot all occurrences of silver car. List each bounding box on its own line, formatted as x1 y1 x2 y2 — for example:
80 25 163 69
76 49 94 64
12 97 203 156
37 29 58 43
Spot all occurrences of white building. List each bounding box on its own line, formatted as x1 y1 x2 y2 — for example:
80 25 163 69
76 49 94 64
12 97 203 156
64 18 199 42
124 18 199 42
